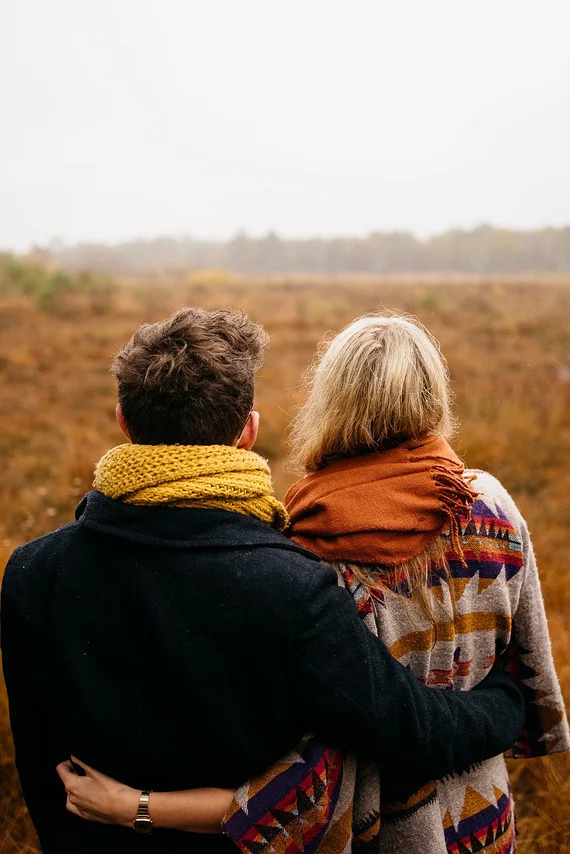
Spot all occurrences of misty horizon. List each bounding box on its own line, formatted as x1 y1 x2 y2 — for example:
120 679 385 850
2 220 566 253
25 224 570 276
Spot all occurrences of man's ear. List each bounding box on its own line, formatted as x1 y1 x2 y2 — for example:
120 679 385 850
116 404 132 442
236 411 259 451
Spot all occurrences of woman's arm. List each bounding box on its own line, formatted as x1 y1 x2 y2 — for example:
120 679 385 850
504 510 570 757
56 758 233 834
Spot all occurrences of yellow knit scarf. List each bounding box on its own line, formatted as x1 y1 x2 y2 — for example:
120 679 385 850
93 444 288 531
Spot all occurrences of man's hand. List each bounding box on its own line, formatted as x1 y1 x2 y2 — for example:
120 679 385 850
56 757 140 828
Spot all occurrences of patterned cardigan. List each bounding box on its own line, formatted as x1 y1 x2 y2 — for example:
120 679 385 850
222 471 570 854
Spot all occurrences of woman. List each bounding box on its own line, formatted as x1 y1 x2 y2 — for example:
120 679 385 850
58 312 569 852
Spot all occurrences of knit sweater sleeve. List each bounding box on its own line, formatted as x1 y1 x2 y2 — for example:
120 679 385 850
289 562 524 795
482 480 570 758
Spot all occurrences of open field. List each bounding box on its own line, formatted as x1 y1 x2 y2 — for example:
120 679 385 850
1 273 570 852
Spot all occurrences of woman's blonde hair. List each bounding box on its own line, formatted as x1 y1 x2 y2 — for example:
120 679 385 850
288 311 457 619
289 311 456 473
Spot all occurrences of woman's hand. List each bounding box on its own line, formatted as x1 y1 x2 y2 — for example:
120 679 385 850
56 757 235 833
56 757 140 827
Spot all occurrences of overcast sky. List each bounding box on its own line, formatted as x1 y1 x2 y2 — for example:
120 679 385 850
1 0 569 250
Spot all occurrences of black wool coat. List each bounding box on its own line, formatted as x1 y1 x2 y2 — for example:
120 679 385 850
1 491 523 853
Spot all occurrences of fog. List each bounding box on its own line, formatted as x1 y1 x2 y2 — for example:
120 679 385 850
1 0 569 249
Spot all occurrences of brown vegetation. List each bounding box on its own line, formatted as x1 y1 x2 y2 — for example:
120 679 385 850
1 273 569 852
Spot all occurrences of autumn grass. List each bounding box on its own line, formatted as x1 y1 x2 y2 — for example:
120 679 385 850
1 274 570 851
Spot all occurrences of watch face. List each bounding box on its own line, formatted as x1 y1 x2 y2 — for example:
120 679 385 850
133 817 153 835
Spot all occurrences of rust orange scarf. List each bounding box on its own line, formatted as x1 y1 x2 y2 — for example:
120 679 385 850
285 435 477 566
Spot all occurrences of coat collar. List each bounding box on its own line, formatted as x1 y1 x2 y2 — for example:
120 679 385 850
75 490 320 559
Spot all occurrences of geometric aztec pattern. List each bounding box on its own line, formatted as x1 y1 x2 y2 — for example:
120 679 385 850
442 785 513 854
223 473 569 852
223 737 348 853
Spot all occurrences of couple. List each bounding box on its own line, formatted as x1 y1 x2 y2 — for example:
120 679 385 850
2 308 568 854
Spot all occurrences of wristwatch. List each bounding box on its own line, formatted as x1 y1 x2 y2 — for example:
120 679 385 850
133 789 153 834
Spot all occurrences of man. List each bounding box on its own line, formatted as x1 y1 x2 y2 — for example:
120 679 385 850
1 307 522 853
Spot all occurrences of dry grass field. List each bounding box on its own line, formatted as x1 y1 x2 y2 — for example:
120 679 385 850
1 273 569 852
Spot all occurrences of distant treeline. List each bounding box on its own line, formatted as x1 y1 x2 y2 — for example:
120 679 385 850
40 225 570 274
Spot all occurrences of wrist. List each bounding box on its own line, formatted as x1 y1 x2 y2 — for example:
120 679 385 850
118 785 142 828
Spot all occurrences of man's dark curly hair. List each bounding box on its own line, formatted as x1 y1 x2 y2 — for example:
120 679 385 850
112 307 268 445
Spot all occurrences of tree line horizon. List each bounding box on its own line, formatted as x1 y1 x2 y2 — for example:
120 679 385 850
29 224 570 275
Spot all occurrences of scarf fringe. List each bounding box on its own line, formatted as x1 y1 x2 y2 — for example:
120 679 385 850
433 466 480 567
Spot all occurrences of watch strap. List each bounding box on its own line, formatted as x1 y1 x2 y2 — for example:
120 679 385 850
137 790 151 818
133 790 153 834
